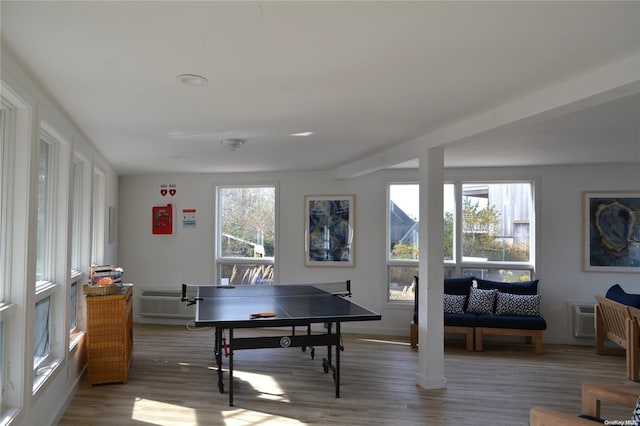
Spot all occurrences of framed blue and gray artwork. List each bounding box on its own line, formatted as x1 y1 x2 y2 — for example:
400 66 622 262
305 194 354 267
584 192 640 272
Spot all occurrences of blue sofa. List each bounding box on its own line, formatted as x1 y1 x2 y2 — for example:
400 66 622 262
443 276 546 354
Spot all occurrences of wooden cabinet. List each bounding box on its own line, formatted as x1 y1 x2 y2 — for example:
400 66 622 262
86 285 133 386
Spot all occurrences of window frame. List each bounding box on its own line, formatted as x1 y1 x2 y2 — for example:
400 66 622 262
32 121 70 394
215 183 278 285
386 182 420 302
70 157 86 275
454 180 535 280
0 81 30 424
386 179 536 303
91 167 106 266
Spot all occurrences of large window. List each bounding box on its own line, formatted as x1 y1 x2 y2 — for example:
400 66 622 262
70 158 85 274
216 185 277 285
69 158 87 346
0 105 8 419
36 139 54 283
387 183 419 301
456 182 533 281
92 168 106 265
33 123 69 392
0 110 5 300
387 181 535 301
34 133 58 372
1 84 26 424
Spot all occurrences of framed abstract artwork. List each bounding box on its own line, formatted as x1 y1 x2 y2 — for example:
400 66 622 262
305 194 354 267
584 192 640 272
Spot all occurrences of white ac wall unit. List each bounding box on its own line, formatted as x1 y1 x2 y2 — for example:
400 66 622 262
139 289 194 318
573 304 595 338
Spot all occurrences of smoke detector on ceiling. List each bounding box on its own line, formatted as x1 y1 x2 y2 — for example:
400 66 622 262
220 138 246 151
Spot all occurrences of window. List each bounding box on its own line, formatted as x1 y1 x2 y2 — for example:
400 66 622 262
458 182 534 280
443 184 455 261
34 131 58 373
216 185 277 285
0 320 4 415
387 181 535 302
33 122 69 392
387 183 419 301
33 296 51 370
0 110 5 300
36 139 54 283
92 168 106 265
0 108 7 419
1 83 27 424
462 183 532 263
69 281 78 332
70 158 85 274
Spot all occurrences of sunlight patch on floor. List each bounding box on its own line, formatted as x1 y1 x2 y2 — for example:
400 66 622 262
132 398 197 425
222 408 307 425
234 370 290 402
359 337 409 346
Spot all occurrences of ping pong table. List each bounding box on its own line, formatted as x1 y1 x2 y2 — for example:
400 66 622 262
181 281 381 406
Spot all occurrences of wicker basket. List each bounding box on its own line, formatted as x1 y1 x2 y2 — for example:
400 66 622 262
83 284 119 296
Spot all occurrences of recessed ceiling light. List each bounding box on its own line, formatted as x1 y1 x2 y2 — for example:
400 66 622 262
290 131 313 137
176 74 208 86
220 138 246 151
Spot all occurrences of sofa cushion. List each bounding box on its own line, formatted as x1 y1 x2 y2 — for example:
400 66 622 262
632 395 640 425
444 276 475 296
495 292 541 317
606 284 640 308
444 294 466 314
444 312 477 327
476 314 547 330
467 287 497 315
476 278 539 295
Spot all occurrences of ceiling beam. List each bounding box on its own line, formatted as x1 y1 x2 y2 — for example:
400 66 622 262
333 50 640 179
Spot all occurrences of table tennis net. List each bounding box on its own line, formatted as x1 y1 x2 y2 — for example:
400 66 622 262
180 280 351 304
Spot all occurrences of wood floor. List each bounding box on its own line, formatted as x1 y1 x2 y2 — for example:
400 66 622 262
57 324 639 426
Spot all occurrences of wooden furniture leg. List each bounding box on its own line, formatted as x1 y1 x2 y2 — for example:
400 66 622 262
410 323 418 348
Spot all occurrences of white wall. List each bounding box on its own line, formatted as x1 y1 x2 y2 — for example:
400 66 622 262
119 163 640 343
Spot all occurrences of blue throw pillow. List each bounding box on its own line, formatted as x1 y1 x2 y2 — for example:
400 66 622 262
495 292 541 316
467 287 497 315
444 294 467 314
606 284 640 308
444 276 475 295
476 278 539 295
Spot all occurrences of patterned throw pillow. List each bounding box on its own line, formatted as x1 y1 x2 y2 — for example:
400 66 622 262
444 294 467 314
466 287 497 315
632 396 640 425
495 292 541 316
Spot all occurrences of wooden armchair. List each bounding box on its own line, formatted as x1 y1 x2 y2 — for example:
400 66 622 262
595 295 640 381
530 381 640 425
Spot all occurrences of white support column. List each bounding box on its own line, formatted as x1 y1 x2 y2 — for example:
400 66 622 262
415 145 446 390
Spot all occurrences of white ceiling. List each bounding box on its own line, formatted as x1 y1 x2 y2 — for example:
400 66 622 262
1 1 639 176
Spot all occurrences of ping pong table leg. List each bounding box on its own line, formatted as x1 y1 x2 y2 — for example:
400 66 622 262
229 328 234 406
335 322 341 398
321 322 341 397
215 327 224 393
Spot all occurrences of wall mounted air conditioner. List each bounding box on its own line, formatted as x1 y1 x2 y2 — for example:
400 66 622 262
573 304 595 338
